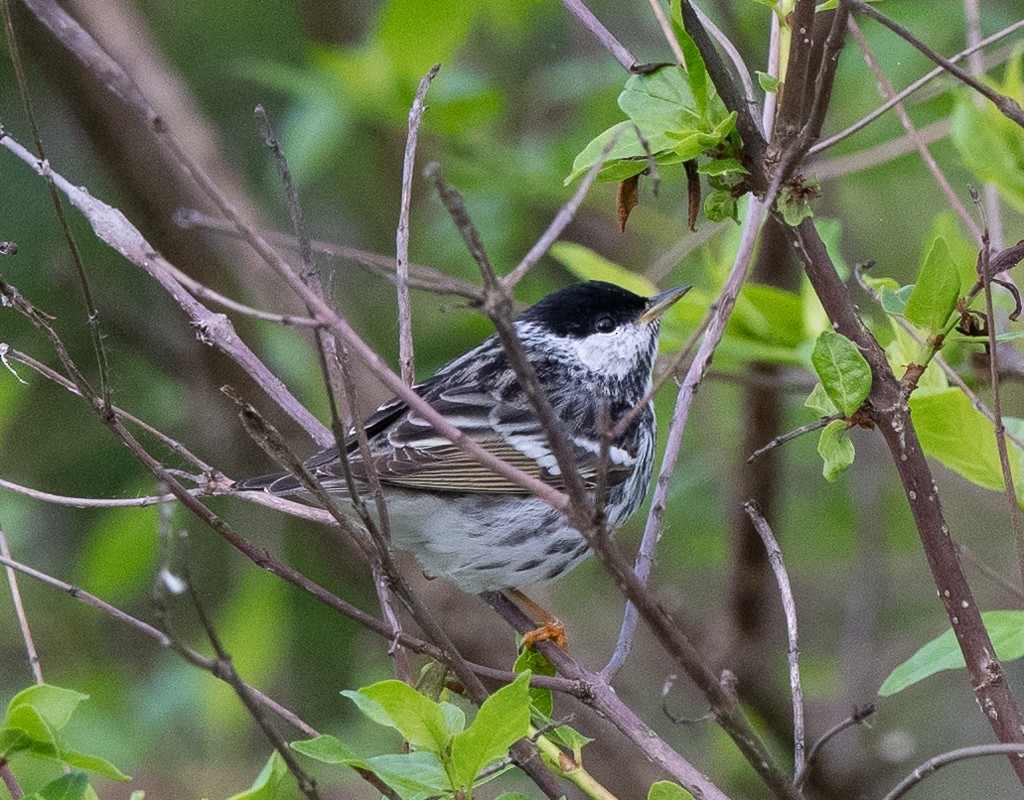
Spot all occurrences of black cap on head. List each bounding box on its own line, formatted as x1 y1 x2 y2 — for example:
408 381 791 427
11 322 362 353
518 281 648 338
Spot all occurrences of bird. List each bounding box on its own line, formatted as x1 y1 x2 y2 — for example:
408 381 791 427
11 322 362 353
236 280 689 643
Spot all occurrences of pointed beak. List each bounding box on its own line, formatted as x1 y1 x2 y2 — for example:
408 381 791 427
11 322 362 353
640 285 691 323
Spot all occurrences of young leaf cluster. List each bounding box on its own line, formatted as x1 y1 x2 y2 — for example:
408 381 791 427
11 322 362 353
291 673 532 800
566 4 746 225
0 684 131 800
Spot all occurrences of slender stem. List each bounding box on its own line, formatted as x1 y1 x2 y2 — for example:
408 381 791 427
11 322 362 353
810 18 1024 155
978 227 1024 590
850 0 1024 128
847 17 983 244
602 197 769 679
744 503 804 775
794 704 875 788
395 64 439 385
882 743 1024 800
558 0 639 72
0 524 44 684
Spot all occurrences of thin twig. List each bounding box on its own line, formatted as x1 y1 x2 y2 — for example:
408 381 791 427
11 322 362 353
176 209 483 301
1 0 112 415
747 414 842 464
794 704 876 788
602 195 769 680
847 17 983 245
503 130 620 290
882 743 1024 800
849 0 1024 128
0 479 180 508
955 542 1024 604
182 573 321 800
0 130 332 446
557 0 640 72
0 523 43 684
976 203 1024 590
809 18 1024 155
426 162 593 512
744 502 805 775
4 347 217 474
395 64 439 386
964 0 1005 251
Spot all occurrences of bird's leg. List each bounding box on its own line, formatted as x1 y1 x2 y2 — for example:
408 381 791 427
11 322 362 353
505 588 567 649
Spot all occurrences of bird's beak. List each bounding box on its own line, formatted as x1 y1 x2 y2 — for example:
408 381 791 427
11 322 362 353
640 285 691 323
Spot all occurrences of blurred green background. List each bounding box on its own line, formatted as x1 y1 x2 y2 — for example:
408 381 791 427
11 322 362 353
1 0 1024 798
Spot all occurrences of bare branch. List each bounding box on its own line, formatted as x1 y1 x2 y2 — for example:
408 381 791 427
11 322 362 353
0 523 43 684
882 743 1024 800
810 18 1024 155
975 208 1024 588
603 196 769 680
395 64 440 385
847 17 983 244
850 0 1024 128
558 0 641 73
747 414 841 464
0 478 179 508
794 705 876 788
744 502 805 775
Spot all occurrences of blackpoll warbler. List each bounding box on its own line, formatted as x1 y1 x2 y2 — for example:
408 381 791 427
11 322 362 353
238 281 688 598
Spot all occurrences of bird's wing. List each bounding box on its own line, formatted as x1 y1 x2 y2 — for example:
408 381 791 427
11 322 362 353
302 387 639 495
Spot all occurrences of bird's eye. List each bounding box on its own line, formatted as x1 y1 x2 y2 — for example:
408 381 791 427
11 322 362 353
595 315 616 333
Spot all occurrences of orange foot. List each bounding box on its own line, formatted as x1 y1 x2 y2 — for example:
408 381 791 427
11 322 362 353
505 588 568 649
521 618 567 650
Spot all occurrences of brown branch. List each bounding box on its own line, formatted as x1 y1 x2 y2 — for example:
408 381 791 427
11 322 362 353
882 743 1024 800
809 18 1024 155
395 64 439 386
850 0 1024 128
847 17 983 244
781 214 1024 785
0 523 44 684
744 503 805 775
976 216 1024 590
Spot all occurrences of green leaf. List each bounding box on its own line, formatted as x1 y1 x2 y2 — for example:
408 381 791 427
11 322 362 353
880 285 913 316
649 780 697 800
777 180 820 226
4 704 59 756
697 157 747 176
291 734 362 765
904 237 961 332
30 773 90 800
345 681 451 754
514 647 555 717
704 188 738 223
362 752 450 800
669 0 708 117
811 330 871 416
545 723 592 763
804 383 838 417
7 685 88 732
225 751 288 800
952 49 1024 214
449 672 531 789
818 419 855 481
925 212 980 296
909 388 1024 495
62 749 130 781
494 794 536 800
880 610 1024 696
129 792 146 800
756 71 780 94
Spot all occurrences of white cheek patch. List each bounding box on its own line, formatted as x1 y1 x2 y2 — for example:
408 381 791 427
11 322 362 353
574 324 650 379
